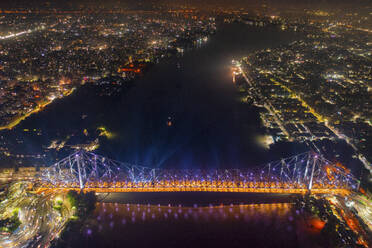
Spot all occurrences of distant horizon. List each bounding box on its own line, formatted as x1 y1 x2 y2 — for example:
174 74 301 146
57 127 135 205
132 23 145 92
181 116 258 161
0 0 371 10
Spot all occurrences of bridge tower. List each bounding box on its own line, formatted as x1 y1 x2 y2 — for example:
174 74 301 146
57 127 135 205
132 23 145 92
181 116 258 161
40 150 359 193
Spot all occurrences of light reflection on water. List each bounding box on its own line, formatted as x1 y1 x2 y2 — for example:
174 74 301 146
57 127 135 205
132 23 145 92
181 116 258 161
78 202 323 248
94 202 292 225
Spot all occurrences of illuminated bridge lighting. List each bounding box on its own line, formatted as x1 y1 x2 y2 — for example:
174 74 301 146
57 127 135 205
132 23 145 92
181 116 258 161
36 150 359 195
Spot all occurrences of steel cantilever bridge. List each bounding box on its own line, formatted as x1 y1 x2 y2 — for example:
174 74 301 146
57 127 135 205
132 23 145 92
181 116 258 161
37 150 359 195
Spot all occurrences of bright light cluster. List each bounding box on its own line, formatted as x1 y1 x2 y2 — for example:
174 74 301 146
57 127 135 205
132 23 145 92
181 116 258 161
38 151 359 195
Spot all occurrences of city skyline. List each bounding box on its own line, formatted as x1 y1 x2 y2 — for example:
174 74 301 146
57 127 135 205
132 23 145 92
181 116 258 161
0 2 371 248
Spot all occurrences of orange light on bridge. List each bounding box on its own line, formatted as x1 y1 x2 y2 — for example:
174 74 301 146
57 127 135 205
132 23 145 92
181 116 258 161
35 182 351 196
309 218 325 231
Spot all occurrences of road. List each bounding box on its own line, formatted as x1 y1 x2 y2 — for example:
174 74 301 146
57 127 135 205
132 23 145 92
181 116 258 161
0 182 74 248
0 26 45 40
240 61 371 174
327 194 372 247
240 63 293 141
0 88 75 131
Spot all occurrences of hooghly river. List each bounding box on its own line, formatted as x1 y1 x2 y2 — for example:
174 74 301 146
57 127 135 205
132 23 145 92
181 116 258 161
8 23 331 247
5 22 308 168
62 192 326 248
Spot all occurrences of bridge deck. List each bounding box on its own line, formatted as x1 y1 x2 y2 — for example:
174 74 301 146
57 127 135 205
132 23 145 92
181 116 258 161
38 150 359 196
36 186 350 195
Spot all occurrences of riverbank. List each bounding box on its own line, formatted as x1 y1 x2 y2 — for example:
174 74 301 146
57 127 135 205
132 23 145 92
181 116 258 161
0 88 75 131
1 23 307 168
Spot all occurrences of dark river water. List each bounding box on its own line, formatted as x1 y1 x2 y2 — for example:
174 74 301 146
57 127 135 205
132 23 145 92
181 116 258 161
65 193 326 248
5 23 309 168
7 24 332 247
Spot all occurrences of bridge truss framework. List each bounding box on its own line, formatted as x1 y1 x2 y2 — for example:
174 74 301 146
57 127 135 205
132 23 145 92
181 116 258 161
39 150 359 194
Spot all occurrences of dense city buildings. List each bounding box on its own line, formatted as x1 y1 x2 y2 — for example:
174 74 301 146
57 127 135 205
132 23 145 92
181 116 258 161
0 11 215 129
0 1 371 248
0 11 215 165
235 11 372 177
